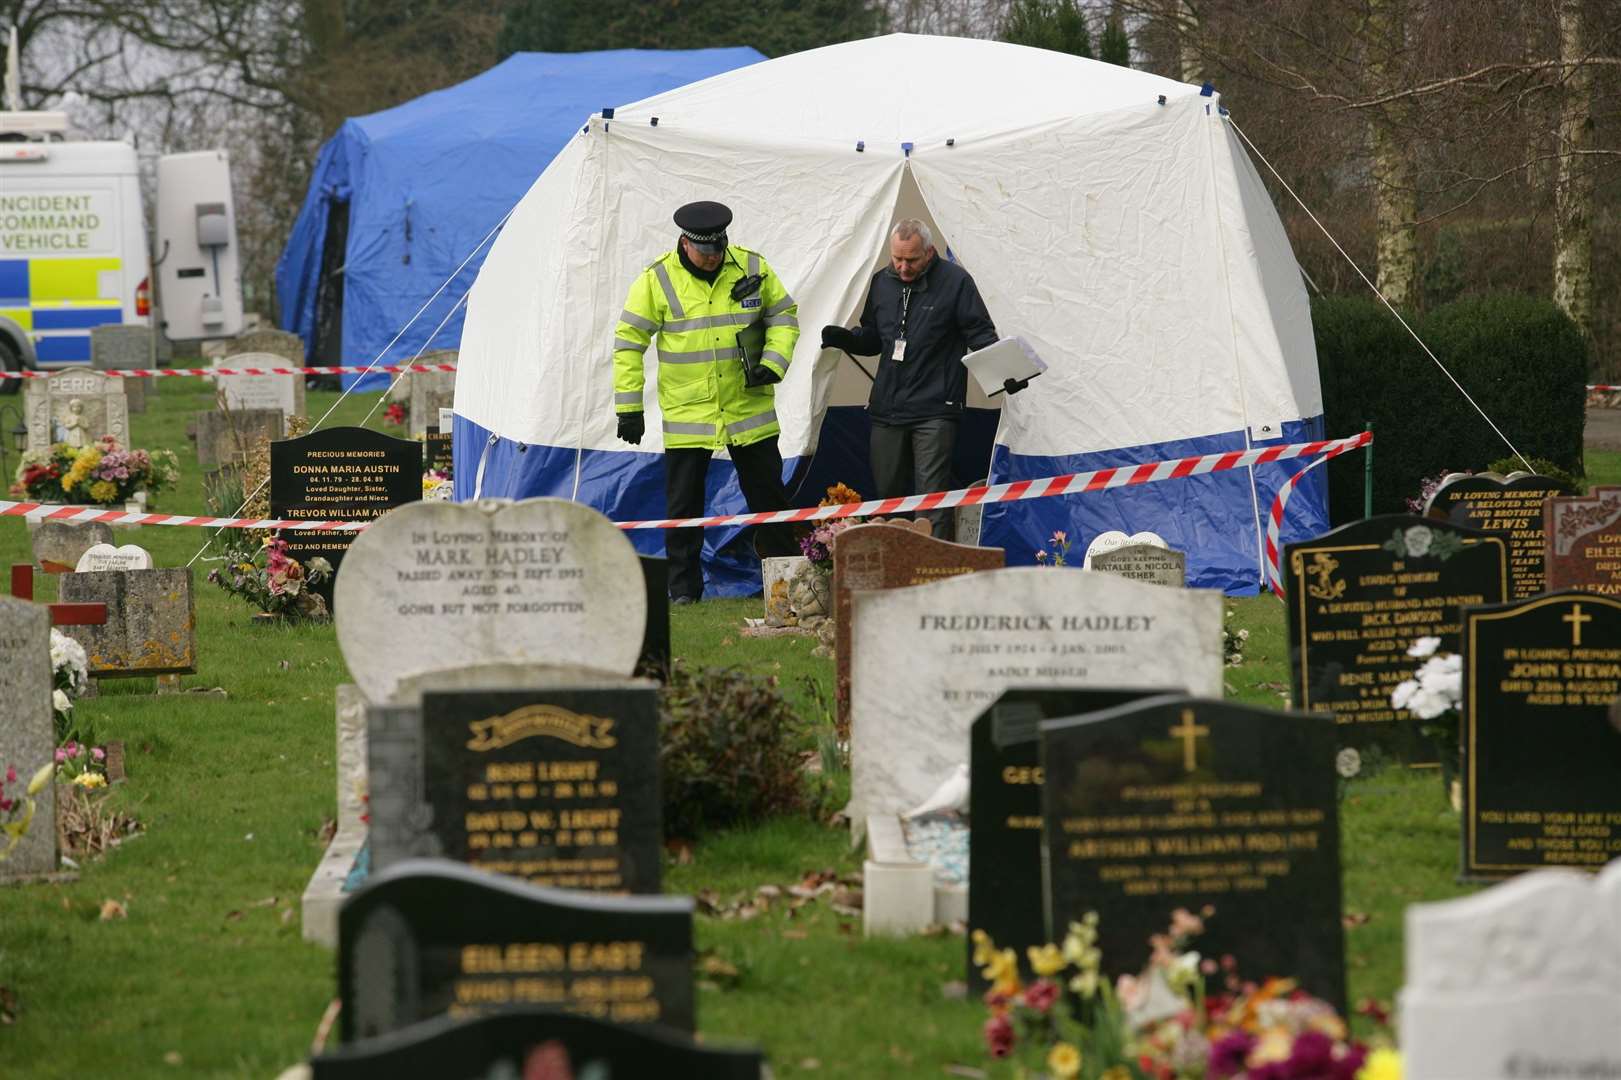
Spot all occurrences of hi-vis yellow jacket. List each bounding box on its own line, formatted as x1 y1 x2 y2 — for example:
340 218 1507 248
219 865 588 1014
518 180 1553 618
612 246 799 450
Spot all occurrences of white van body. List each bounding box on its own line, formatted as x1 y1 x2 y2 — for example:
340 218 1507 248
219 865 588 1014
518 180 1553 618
0 137 150 374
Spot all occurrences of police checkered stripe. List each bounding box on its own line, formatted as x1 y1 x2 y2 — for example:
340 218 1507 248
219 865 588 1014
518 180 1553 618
1263 434 1373 598
0 363 459 379
0 431 1370 534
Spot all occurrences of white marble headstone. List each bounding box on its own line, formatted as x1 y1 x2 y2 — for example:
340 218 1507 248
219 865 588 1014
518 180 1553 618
214 352 303 422
333 498 648 704
1082 530 1167 569
23 369 129 452
849 567 1223 836
74 544 154 573
1399 863 1621 1080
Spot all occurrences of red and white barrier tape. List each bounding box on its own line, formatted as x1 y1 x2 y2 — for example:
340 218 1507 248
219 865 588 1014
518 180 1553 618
0 431 1372 537
0 363 456 380
1590 384 1621 392
1263 436 1369 598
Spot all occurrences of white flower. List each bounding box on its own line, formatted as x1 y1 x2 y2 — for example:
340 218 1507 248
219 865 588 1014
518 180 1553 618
1407 636 1442 659
1391 678 1421 711
49 629 89 690
1335 747 1362 778
1404 526 1434 557
52 689 71 714
1408 686 1453 720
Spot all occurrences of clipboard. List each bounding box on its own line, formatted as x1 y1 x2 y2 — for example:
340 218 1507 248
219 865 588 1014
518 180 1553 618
962 337 1047 396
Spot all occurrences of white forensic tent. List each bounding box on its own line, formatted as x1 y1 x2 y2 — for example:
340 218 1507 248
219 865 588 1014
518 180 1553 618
453 33 1327 594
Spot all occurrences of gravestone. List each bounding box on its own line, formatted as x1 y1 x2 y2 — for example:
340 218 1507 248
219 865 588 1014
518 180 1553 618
967 686 1182 994
408 351 457 438
57 568 197 678
1284 515 1507 762
1426 473 1572 599
637 555 671 680
834 523 1005 736
1399 863 1621 1080
955 478 988 546
1545 488 1621 597
74 544 153 573
214 351 305 422
338 859 695 1042
23 369 129 453
849 566 1224 836
194 407 284 470
90 324 151 413
369 686 661 892
1461 592 1621 879
310 1007 763 1079
333 498 647 704
423 427 452 475
1082 530 1165 569
1041 695 1346 1008
301 684 369 947
230 326 305 366
0 597 56 877
269 427 422 610
30 520 113 572
1091 543 1186 587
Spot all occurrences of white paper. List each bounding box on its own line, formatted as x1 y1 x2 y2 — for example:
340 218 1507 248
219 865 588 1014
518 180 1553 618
961 337 1047 396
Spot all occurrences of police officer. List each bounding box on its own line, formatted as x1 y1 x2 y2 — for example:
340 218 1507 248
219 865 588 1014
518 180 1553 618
613 201 801 604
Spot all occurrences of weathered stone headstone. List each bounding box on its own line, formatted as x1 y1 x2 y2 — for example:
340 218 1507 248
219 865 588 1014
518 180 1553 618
955 478 988 546
1426 473 1572 599
1091 543 1186 587
1461 592 1621 879
74 544 153 573
23 369 129 453
0 597 56 877
30 520 113 572
57 568 197 678
90 324 152 413
1041 695 1347 1008
194 407 284 470
407 350 457 438
269 427 422 609
1284 515 1507 761
849 567 1223 835
369 686 661 892
834 523 1005 736
1399 863 1621 1080
229 326 305 366
338 859 695 1042
301 684 368 947
311 1007 763 1079
967 686 1181 993
333 498 647 704
214 351 305 423
1545 488 1621 597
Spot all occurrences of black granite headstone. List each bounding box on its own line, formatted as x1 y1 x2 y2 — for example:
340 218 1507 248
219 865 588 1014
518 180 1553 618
338 860 694 1043
1284 514 1507 763
420 687 661 893
269 426 421 605
1424 474 1572 600
637 556 671 681
1041 695 1346 1009
1461 591 1621 879
423 426 453 475
313 1008 762 1080
967 686 1182 994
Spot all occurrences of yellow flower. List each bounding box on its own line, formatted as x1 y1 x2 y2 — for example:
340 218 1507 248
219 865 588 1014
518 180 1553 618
1249 1028 1294 1065
1358 1048 1402 1080
1027 943 1066 977
26 761 55 796
75 447 102 470
971 928 995 968
88 480 118 504
1068 968 1099 999
1100 1069 1132 1080
984 948 1020 994
72 772 106 789
1046 1042 1081 1079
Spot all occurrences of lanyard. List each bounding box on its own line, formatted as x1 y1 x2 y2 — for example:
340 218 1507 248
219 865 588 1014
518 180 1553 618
899 287 911 339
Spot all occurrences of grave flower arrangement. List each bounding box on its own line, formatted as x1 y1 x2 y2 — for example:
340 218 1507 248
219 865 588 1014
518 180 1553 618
974 908 1375 1079
423 468 453 501
1035 530 1071 566
50 627 90 744
798 482 865 571
1390 635 1463 804
0 760 56 863
206 534 334 620
13 437 179 507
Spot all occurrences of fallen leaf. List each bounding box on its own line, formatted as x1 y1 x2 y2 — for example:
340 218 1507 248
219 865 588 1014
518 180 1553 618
249 896 278 908
0 985 17 1024
224 910 243 923
940 980 967 1000
798 1059 821 1071
756 884 782 900
1342 911 1372 929
278 659 291 671
280 908 296 926
163 1051 182 1066
779 929 807 940
99 898 127 921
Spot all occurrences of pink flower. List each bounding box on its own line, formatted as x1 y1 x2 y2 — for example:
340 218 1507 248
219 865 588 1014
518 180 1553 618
1116 973 1145 1011
54 748 66 763
4 765 14 784
983 1013 1015 1058
91 747 105 762
1022 979 1060 1013
64 741 80 758
1035 550 1047 561
1052 530 1067 544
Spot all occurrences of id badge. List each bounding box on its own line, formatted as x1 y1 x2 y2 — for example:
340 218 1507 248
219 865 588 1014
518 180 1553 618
892 338 907 363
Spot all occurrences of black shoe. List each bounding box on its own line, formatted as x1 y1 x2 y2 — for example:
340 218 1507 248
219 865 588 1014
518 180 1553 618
671 595 699 606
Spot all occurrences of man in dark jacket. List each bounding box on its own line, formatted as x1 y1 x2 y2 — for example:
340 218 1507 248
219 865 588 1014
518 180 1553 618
821 220 1001 541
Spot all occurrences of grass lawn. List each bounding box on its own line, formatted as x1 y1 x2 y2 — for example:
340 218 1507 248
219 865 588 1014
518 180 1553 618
0 385 1615 1078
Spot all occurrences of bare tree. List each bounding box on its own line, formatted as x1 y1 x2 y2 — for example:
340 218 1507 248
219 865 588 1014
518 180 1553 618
1554 0 1596 341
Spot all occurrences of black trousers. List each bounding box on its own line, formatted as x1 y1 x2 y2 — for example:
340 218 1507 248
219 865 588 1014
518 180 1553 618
870 418 959 542
665 438 798 601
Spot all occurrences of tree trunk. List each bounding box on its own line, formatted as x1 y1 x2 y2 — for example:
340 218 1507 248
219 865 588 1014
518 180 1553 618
1176 0 1201 85
1367 0 1417 309
1553 0 1594 341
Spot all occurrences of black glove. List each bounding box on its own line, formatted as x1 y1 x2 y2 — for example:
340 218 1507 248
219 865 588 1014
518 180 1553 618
616 411 644 445
743 362 781 388
1002 377 1030 396
821 325 860 352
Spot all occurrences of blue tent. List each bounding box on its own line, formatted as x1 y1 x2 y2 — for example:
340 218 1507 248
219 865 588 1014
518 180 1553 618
275 48 766 383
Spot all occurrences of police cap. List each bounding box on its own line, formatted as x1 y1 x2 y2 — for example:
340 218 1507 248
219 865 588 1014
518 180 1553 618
674 201 731 253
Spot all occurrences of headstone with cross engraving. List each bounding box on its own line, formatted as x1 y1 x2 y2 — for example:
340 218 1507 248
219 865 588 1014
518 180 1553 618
1460 591 1621 880
1040 695 1347 1009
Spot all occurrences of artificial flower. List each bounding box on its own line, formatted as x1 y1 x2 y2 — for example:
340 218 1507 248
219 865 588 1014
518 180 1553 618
971 928 995 967
983 1013 1015 1058
1022 979 1060 1013
53 689 71 714
1407 636 1441 658
1358 1047 1402 1080
72 772 106 789
1046 1041 1081 1079
1027 943 1066 977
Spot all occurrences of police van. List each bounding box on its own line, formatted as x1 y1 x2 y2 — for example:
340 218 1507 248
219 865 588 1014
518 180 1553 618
0 128 151 389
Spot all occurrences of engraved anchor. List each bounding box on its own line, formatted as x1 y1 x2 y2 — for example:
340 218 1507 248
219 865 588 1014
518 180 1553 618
1305 553 1346 601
